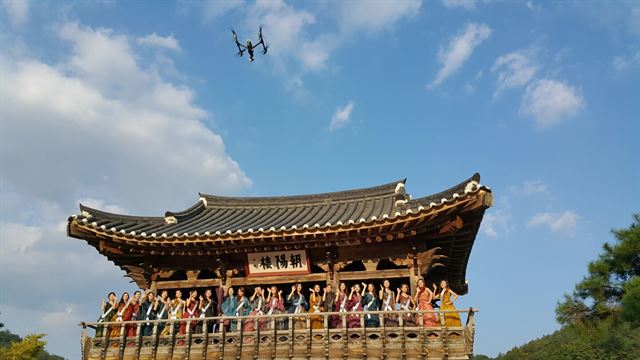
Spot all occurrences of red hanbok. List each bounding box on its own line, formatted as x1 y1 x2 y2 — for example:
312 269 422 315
180 300 200 334
124 302 139 337
346 293 362 328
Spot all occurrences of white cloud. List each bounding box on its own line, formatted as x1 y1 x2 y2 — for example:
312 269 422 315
481 196 513 238
442 0 476 10
509 179 550 196
527 211 580 235
520 79 585 128
329 101 355 131
492 48 538 96
244 0 421 73
1 22 251 212
202 0 244 21
612 50 640 72
429 23 492 88
0 222 42 255
76 197 127 214
137 33 181 52
245 0 322 71
521 180 549 195
0 0 28 26
338 0 422 34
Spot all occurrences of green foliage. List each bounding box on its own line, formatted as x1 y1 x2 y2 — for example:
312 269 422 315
496 318 640 360
0 334 46 360
495 214 640 359
0 330 22 347
556 214 640 325
621 275 640 323
0 323 64 360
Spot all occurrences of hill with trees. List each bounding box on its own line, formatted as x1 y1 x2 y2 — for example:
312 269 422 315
475 214 640 359
0 321 64 360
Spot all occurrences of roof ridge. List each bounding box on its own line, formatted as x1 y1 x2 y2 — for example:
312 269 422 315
198 179 406 206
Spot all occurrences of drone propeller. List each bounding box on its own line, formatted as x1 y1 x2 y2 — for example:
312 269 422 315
230 28 246 57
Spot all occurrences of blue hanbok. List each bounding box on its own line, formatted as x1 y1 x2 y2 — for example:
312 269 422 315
362 293 380 328
286 293 308 329
221 296 238 331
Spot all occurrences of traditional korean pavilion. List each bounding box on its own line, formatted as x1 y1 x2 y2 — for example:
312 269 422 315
69 173 492 360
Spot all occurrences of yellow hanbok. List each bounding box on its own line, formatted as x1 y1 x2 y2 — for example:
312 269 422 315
309 294 323 329
161 299 184 335
438 290 461 326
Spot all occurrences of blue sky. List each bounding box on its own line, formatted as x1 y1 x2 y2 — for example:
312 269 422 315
0 0 639 358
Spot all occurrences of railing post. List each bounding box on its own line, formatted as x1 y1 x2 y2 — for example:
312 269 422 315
135 323 143 359
288 315 294 359
306 315 312 359
254 315 260 360
237 318 244 360
101 324 110 360
220 319 226 360
118 323 126 360
168 320 176 360
81 323 89 360
400 311 406 360
152 323 159 360
360 315 367 359
419 310 427 360
381 312 387 360
202 319 210 360
271 315 277 360
441 310 449 360
186 319 193 360
342 314 348 360
324 314 330 360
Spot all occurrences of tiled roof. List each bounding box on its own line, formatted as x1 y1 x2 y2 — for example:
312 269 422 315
70 173 488 241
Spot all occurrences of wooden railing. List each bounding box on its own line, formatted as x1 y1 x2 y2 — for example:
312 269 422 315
80 308 478 360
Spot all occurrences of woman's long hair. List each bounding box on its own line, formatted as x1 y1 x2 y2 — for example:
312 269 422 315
117 292 129 308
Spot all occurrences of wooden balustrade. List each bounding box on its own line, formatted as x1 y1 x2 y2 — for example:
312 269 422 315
80 309 477 360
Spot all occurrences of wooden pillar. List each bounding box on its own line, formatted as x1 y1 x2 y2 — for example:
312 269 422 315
409 247 419 295
150 280 158 294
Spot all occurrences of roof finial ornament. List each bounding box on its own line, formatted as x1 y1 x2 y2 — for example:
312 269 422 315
465 180 479 193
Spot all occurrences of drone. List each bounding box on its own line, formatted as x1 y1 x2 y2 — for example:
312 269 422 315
231 27 268 62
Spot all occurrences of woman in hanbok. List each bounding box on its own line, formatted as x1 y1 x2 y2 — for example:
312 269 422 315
287 283 308 329
161 290 184 336
180 290 200 334
378 280 397 327
434 280 461 326
139 291 157 336
110 292 130 337
361 283 380 328
124 291 141 337
331 283 348 328
395 284 415 326
322 285 335 329
96 291 116 337
346 284 363 328
244 286 266 332
414 279 438 327
233 287 252 331
155 290 170 335
220 287 237 332
265 286 286 330
308 284 323 329
198 289 216 333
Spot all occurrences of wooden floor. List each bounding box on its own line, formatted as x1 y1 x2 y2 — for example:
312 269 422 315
85 326 473 360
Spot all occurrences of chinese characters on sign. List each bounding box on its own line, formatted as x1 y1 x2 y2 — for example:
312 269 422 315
247 250 310 276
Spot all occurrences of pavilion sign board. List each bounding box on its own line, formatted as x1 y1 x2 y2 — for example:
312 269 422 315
246 249 311 276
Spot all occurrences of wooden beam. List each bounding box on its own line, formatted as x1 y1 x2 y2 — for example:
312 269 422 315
156 278 221 290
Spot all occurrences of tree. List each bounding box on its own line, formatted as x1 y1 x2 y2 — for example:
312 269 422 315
556 214 640 325
0 334 46 360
